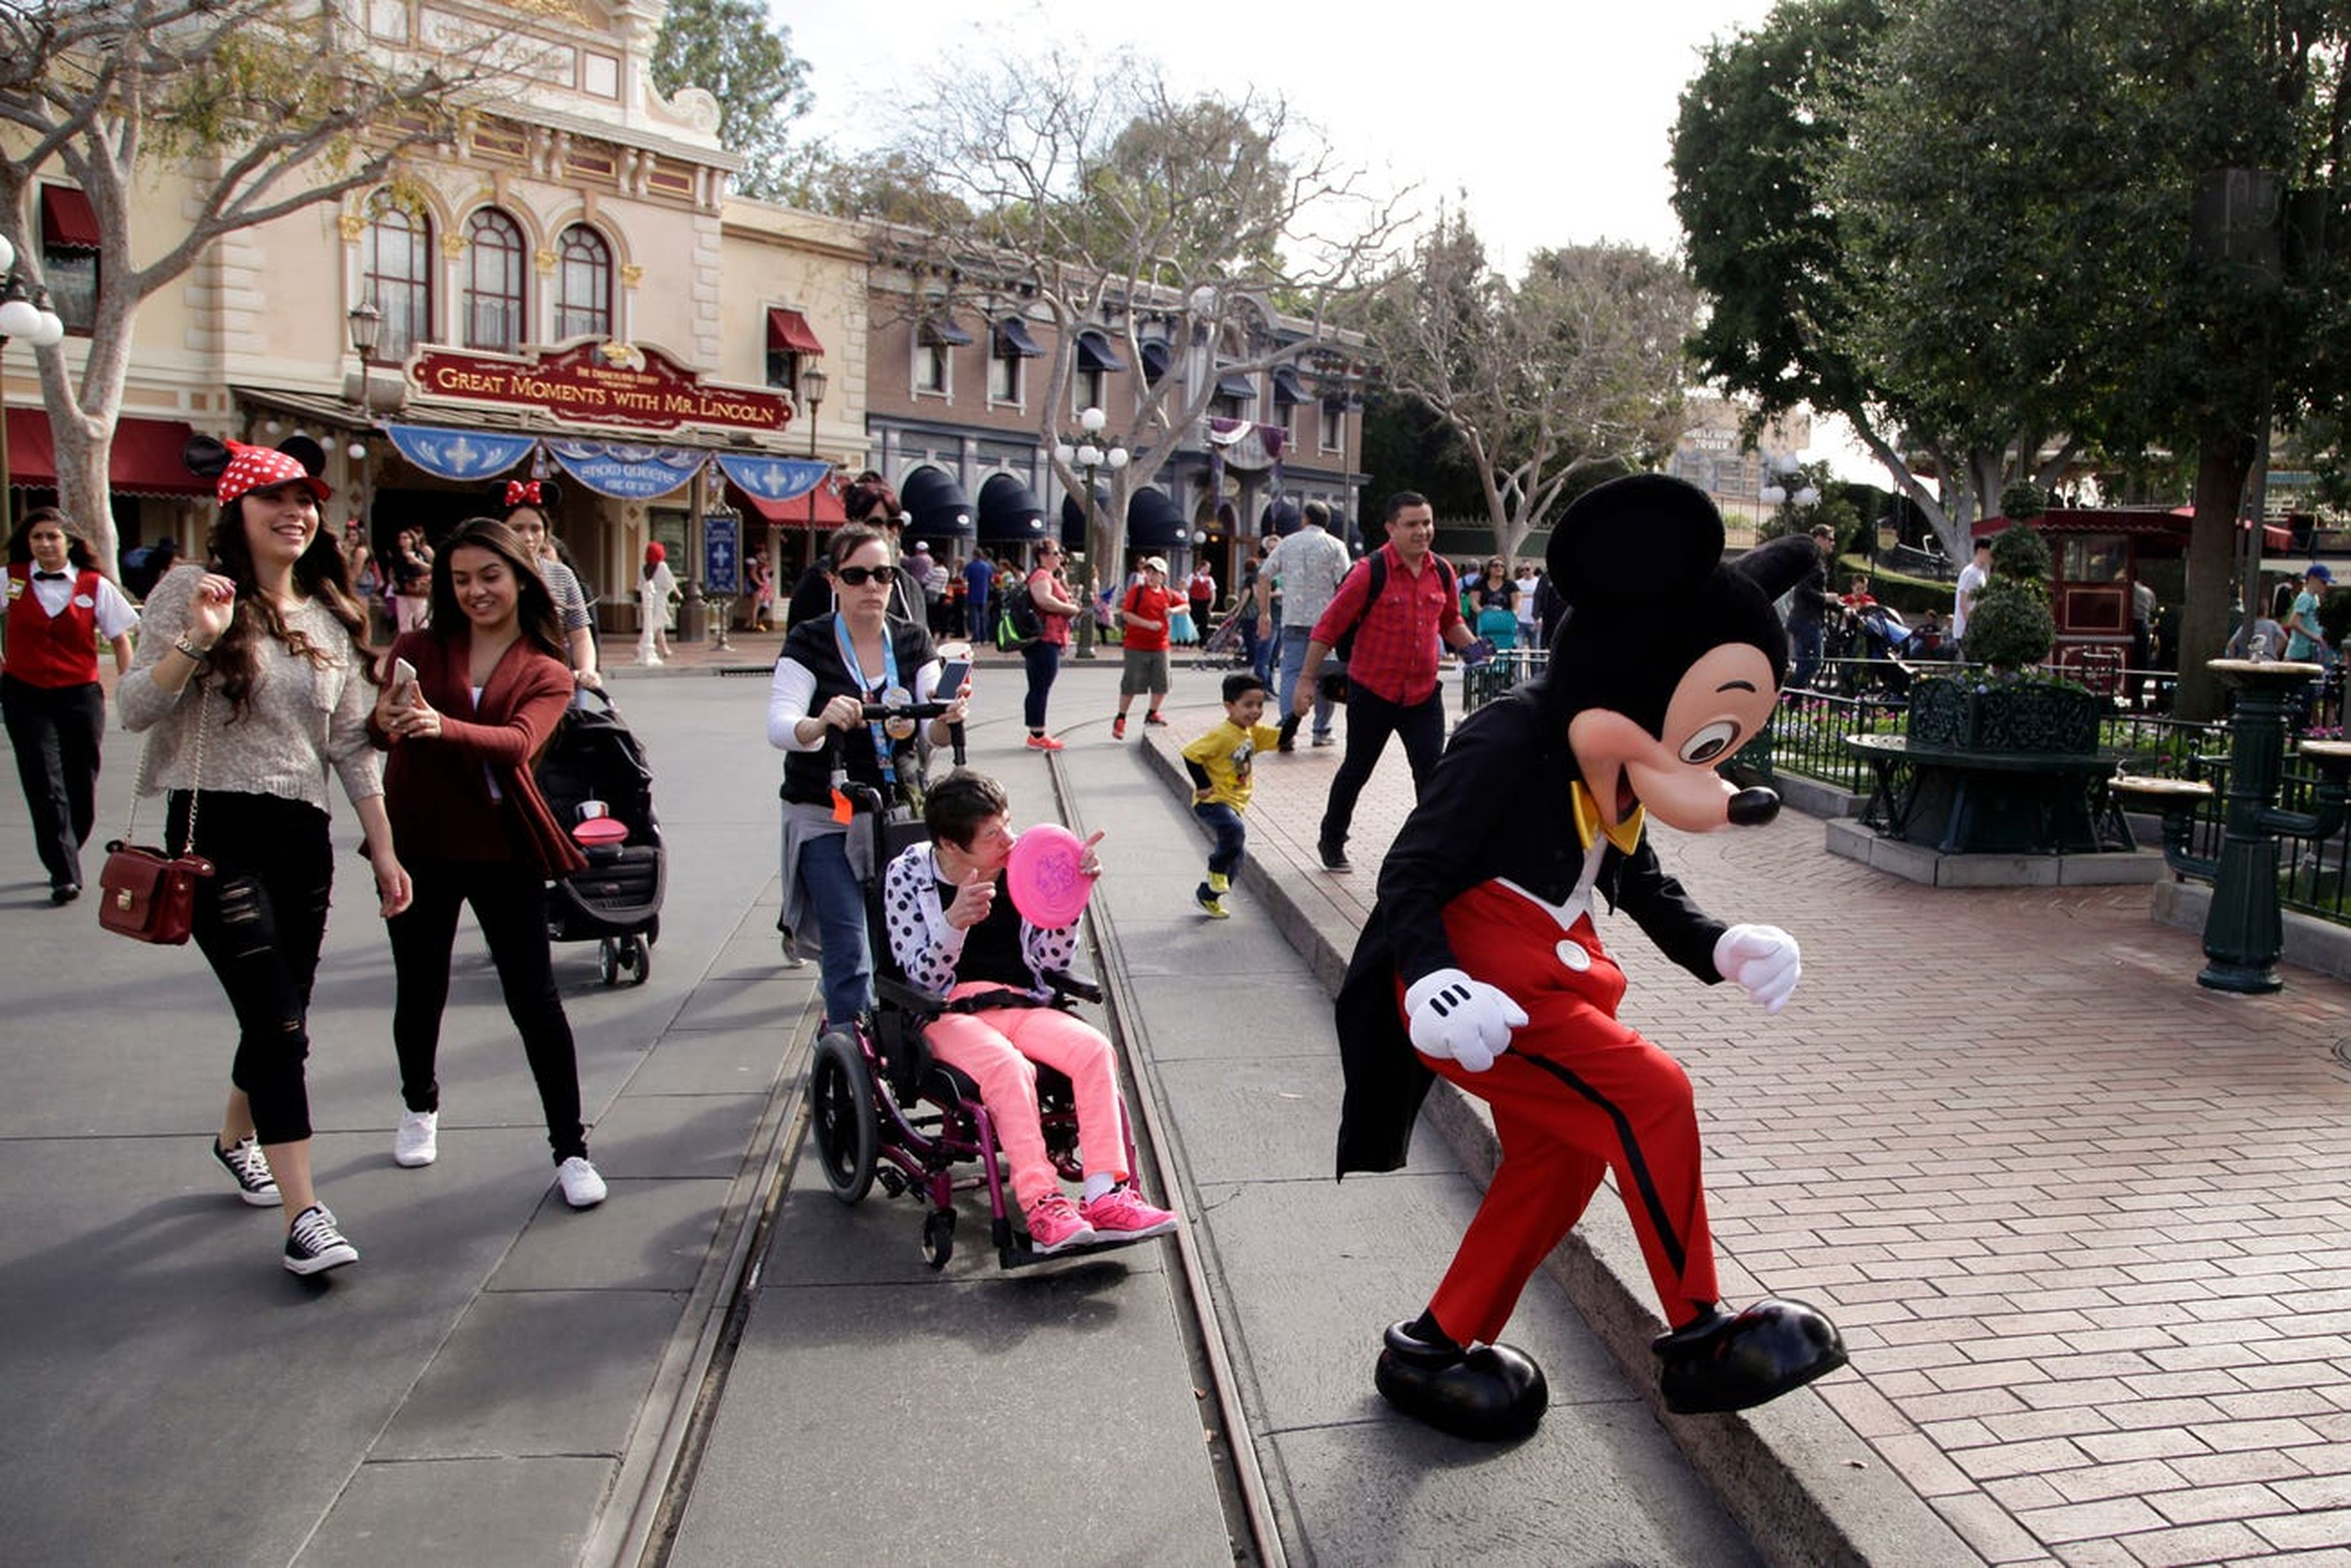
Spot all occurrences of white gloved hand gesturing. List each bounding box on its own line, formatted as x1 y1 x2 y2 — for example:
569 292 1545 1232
1404 968 1528 1073
1712 923 1801 1014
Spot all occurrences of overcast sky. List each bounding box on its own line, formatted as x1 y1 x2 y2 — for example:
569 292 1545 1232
778 0 1883 478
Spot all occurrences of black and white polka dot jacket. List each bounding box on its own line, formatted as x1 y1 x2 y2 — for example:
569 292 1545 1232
882 841 1079 1001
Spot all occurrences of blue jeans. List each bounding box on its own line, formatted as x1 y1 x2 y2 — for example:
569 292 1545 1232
1788 620 1824 691
1277 623 1335 737
1253 609 1280 686
1194 802 1247 877
798 829 872 1029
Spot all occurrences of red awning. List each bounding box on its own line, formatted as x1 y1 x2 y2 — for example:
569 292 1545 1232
39 184 100 251
765 308 825 356
5 408 212 497
732 480 845 527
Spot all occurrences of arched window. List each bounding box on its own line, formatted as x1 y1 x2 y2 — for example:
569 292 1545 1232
361 200 433 360
553 223 612 341
462 207 527 352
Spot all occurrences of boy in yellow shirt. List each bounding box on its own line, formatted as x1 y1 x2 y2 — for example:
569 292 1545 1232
1180 672 1284 918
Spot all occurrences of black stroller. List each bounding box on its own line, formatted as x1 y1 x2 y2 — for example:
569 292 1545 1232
535 689 664 986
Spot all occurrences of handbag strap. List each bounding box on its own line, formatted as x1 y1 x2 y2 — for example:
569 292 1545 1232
125 681 208 851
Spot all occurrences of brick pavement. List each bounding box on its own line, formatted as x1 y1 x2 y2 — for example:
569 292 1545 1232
1135 682 2351 1568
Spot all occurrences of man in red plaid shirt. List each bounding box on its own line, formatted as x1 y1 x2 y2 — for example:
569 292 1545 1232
1294 492 1479 871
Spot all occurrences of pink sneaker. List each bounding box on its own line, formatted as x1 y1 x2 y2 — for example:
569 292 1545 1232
1025 733 1065 752
1024 1193 1097 1254
1081 1184 1179 1239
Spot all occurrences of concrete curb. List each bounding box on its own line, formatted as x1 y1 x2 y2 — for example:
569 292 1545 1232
1134 733 1982 1568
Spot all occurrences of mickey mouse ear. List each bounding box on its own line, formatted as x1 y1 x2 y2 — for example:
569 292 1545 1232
1547 474 1725 607
1735 534 1821 603
277 434 327 478
183 434 232 481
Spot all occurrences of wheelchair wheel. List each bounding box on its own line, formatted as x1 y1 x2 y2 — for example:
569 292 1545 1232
809 1030 877 1204
921 1207 956 1270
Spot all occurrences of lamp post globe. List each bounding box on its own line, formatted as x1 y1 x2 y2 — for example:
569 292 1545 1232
0 295 40 339
0 232 13 274
27 306 64 349
1079 405 1106 435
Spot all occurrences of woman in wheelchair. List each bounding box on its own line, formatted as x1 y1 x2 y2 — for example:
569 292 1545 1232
768 523 970 1031
883 771 1180 1255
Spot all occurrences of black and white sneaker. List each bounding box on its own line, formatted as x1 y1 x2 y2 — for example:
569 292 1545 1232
213 1136 281 1207
282 1204 358 1275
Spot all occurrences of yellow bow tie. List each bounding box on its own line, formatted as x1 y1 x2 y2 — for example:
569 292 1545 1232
1570 781 1645 855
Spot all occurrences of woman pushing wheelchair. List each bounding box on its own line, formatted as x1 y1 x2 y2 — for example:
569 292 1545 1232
882 771 1179 1255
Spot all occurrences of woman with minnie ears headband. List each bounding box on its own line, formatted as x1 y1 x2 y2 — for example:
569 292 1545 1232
495 479 601 692
118 435 413 1277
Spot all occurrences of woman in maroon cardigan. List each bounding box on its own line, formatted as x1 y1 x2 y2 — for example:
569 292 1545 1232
371 517 606 1208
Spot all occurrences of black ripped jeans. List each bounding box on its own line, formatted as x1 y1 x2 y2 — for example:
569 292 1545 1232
170 791 335 1147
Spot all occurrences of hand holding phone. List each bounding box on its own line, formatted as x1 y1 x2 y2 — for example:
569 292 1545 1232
389 656 419 703
937 657 972 699
1460 637 1497 669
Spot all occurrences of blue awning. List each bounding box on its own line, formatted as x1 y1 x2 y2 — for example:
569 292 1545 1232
920 315 974 347
1139 340 1172 383
1215 369 1256 401
1271 366 1311 405
995 317 1043 358
1076 330 1127 373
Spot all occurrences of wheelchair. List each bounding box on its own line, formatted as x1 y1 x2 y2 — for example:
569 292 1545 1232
802 770 1159 1272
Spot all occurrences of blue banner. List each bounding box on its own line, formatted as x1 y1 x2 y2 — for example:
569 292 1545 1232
546 441 702 501
383 424 538 483
703 512 740 595
714 454 830 505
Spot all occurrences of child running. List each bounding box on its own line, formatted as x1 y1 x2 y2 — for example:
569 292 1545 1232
1180 671 1284 918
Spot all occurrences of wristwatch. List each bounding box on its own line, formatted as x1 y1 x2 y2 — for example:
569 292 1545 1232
171 634 212 661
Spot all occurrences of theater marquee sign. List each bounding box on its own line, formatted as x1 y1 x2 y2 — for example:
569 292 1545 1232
408 339 793 435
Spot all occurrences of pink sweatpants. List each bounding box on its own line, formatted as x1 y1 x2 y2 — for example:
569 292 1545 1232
923 982 1131 1209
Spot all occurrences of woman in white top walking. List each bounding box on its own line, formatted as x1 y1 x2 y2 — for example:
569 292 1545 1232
119 437 411 1276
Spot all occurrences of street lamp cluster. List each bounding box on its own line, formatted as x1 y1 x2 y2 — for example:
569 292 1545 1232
1055 406 1128 661
0 233 70 523
1758 451 1820 510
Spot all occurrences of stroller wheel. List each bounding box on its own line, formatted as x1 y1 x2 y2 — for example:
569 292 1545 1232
597 938 621 988
921 1207 956 1270
809 1030 877 1204
626 934 652 986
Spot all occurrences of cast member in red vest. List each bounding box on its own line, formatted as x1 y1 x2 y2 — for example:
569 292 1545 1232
2 506 137 902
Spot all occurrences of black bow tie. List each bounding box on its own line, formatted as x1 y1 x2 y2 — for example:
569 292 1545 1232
32 571 66 582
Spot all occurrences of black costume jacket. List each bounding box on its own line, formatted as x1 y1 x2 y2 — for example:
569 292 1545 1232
1333 683 1730 1176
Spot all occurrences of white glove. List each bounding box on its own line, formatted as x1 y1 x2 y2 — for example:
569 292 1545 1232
1404 968 1528 1073
1714 923 1801 1014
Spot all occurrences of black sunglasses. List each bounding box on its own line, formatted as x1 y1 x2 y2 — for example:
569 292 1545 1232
833 564 890 586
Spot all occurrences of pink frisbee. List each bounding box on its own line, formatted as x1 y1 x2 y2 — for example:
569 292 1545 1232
1005 823 1093 928
572 816 629 846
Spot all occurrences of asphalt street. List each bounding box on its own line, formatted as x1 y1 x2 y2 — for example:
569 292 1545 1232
0 656 1760 1566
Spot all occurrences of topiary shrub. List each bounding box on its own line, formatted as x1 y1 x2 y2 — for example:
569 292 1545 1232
1965 525 2057 672
1999 480 2049 520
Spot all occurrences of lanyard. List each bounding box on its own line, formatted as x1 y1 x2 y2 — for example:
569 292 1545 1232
833 617 901 786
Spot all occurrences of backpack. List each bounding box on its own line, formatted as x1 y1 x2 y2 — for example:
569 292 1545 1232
1000 578 1044 648
1332 550 1457 664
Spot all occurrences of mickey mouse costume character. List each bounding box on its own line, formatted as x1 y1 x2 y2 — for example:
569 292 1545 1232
1335 473 1848 1441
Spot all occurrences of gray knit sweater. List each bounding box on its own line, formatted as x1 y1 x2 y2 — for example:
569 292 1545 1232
118 565 383 811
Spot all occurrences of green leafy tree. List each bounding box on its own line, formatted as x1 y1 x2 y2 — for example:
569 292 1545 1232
0 0 523 571
650 0 812 203
1367 216 1700 561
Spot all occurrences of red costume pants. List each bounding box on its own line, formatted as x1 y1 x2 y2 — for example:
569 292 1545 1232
1409 881 1719 1346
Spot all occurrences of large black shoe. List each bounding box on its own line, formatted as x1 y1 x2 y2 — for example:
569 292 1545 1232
1654 1299 1848 1415
1317 838 1351 872
1373 1321 1548 1441
50 883 80 906
1276 712 1299 753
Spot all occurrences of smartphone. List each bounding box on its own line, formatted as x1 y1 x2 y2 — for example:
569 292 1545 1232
936 657 972 699
1459 637 1497 668
389 656 418 699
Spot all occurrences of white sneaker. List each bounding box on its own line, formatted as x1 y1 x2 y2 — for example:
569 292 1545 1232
557 1155 607 1209
392 1109 439 1168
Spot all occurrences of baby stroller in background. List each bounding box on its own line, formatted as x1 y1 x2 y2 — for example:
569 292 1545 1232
1823 601 1925 697
1188 601 1251 670
535 688 664 986
804 722 1160 1271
